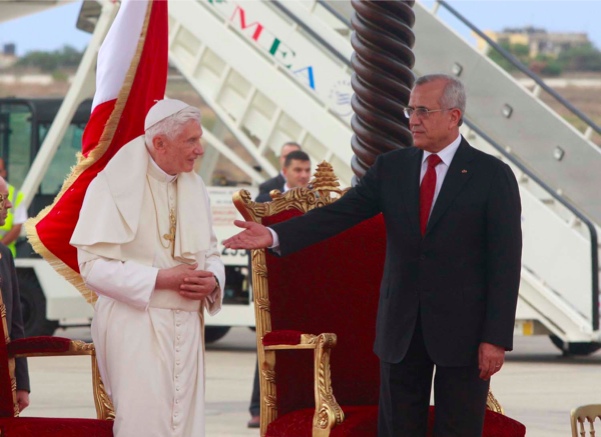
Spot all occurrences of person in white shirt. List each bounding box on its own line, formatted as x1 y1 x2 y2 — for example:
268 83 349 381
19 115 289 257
255 151 311 203
257 142 301 196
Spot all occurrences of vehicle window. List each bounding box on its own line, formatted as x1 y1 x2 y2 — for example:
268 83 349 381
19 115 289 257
0 103 33 190
39 123 83 195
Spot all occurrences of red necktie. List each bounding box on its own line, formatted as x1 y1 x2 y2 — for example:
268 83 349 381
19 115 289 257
420 154 442 236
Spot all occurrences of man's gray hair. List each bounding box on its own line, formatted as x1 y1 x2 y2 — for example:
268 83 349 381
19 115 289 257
145 106 201 146
414 74 466 119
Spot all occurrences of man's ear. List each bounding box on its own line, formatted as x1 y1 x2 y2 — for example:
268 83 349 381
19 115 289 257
152 135 165 152
449 108 462 127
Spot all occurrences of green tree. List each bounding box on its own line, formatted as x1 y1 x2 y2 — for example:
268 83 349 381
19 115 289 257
557 43 601 72
488 42 531 72
511 43 530 59
488 41 516 71
530 54 563 77
56 45 83 68
15 45 83 72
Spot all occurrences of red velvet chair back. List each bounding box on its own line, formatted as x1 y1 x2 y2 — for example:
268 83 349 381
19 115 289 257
262 211 385 416
234 163 386 431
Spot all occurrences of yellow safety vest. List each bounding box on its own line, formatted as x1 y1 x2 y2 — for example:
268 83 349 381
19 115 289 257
0 184 24 258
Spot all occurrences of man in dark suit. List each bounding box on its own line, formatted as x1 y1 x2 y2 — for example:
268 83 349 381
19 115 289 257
255 151 311 203
0 176 30 412
257 142 301 196
225 74 522 437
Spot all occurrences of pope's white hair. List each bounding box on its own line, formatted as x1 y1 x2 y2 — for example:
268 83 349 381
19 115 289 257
144 106 201 147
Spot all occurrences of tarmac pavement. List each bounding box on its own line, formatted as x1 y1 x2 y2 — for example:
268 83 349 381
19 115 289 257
19 327 601 437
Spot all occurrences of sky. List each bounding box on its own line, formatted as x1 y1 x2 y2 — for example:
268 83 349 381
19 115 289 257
0 2 90 55
0 1 601 56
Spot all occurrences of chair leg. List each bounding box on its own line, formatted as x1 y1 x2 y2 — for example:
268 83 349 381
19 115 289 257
311 333 343 437
91 355 115 420
8 357 18 417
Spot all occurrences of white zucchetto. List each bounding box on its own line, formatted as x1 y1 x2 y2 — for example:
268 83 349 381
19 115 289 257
144 99 191 131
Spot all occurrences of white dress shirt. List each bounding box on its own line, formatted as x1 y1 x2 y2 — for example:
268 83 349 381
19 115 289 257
419 134 462 218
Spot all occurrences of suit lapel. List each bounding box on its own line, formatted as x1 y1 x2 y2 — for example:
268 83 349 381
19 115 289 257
399 147 423 236
276 173 285 191
426 139 475 235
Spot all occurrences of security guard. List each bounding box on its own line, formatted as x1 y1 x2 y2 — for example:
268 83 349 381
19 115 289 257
0 158 27 257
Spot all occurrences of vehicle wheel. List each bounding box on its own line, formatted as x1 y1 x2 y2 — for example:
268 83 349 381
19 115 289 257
549 335 601 356
17 269 59 337
204 326 231 343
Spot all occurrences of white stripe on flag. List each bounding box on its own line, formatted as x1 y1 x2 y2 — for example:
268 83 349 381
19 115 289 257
92 0 150 110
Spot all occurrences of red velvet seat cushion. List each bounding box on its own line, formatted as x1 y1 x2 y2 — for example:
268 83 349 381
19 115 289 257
0 417 113 436
7 336 72 356
266 406 378 437
266 406 526 437
428 408 527 437
263 330 304 346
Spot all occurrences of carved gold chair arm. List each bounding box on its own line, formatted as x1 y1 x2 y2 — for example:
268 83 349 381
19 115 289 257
12 339 95 358
12 339 115 421
264 333 343 437
263 333 337 351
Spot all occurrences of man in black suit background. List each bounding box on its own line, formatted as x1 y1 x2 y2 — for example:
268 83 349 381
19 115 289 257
255 151 311 203
257 142 301 196
0 176 30 412
225 74 522 437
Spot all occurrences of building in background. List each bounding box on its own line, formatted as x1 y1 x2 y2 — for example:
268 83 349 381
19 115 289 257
476 27 590 58
0 44 17 69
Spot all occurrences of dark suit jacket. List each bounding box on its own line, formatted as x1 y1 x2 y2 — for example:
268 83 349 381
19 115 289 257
271 139 522 366
258 173 285 195
255 191 275 203
0 244 30 391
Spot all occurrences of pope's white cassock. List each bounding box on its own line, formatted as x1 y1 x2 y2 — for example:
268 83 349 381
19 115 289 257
70 133 224 437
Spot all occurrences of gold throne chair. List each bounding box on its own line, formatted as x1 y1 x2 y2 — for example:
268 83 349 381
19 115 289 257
0 288 114 436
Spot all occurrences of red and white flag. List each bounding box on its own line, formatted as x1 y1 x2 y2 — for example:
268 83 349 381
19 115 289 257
27 0 168 304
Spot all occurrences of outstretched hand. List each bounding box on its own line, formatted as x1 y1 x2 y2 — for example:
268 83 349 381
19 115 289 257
222 220 273 250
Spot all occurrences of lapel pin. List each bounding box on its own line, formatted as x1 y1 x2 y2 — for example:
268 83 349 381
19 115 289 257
461 169 468 174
